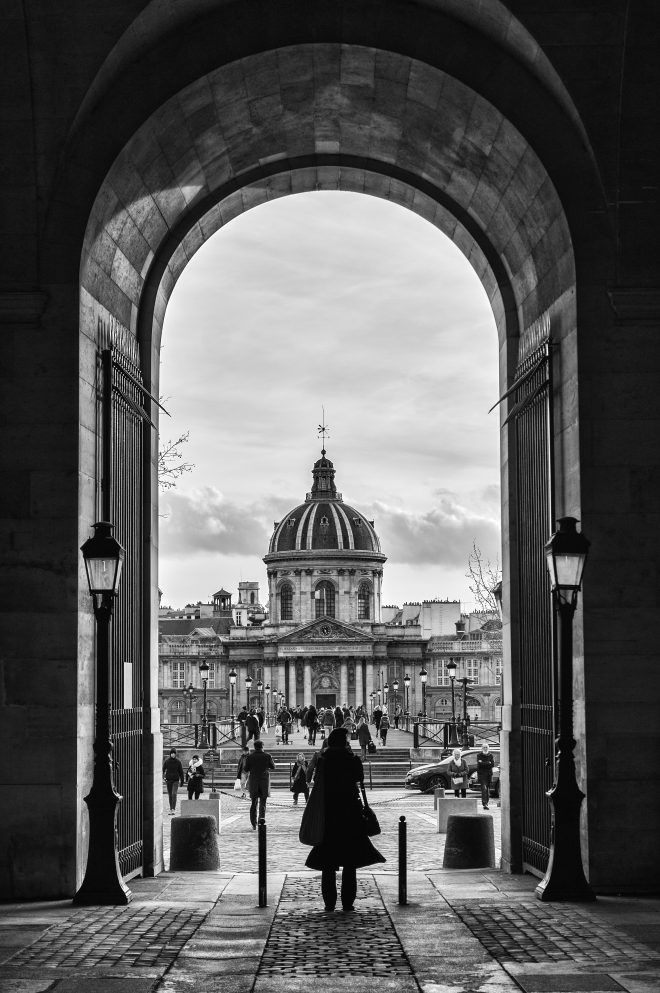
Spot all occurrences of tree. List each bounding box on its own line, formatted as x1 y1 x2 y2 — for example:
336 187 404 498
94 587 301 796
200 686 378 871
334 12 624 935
466 541 501 613
158 430 194 490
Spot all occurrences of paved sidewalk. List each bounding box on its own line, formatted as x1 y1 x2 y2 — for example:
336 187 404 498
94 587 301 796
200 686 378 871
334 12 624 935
1 791 659 993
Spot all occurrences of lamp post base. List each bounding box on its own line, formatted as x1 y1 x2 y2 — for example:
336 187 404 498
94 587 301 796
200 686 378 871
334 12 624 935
73 781 131 906
535 754 595 903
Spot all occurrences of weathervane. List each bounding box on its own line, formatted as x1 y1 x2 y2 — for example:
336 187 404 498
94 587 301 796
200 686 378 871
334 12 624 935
317 407 330 454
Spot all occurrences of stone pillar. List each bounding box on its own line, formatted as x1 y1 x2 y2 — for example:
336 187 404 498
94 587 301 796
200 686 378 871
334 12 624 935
340 661 348 707
354 659 363 708
365 661 374 710
288 659 297 707
303 660 312 706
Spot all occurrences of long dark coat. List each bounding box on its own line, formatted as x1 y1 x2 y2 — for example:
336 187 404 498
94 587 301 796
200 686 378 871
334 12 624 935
305 747 386 871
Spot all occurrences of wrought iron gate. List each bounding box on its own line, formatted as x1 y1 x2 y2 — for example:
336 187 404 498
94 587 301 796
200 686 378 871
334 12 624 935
507 314 556 875
97 319 147 879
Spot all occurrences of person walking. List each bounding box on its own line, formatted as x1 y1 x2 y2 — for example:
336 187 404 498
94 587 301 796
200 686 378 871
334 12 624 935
379 711 390 747
393 706 401 730
333 704 344 727
302 727 385 912
290 752 309 805
373 704 383 733
279 705 292 744
236 745 250 798
356 716 372 760
186 755 205 799
244 740 275 829
322 707 335 738
246 709 260 744
447 747 469 798
476 743 495 809
162 748 184 814
306 704 318 745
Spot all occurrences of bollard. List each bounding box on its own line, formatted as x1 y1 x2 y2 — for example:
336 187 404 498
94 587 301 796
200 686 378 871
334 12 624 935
258 818 267 907
398 816 407 905
369 762 373 790
413 724 419 749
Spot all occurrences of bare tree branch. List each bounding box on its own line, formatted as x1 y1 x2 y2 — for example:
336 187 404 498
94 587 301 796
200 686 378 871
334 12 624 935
158 429 194 490
465 540 501 612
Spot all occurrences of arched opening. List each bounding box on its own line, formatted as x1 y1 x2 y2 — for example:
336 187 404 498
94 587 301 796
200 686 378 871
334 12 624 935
280 583 294 622
68 10 611 894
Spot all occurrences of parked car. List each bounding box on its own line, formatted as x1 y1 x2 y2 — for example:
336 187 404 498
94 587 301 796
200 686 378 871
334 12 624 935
404 747 501 793
469 765 500 798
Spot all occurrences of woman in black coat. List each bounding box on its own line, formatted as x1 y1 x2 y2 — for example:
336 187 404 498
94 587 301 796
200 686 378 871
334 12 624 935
305 727 385 912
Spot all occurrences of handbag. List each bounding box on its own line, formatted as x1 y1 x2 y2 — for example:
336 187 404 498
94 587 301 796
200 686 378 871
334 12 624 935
359 784 381 837
451 776 463 787
299 759 325 846
367 740 377 754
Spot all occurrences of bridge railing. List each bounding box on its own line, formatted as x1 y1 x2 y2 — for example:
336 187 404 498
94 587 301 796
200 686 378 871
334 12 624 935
413 720 501 750
161 720 238 749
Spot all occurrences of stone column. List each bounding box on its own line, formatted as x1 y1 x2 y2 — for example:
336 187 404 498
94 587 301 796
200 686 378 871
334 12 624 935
340 661 348 707
303 660 312 706
288 659 297 707
354 659 363 708
365 661 374 711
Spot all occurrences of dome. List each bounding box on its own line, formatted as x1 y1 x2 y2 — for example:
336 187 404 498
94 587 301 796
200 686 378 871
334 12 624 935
267 450 382 555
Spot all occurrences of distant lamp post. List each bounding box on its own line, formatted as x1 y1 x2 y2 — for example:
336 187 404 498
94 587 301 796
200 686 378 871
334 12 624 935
229 668 237 738
74 521 130 906
392 678 399 722
403 674 411 730
536 516 594 902
446 660 460 748
198 659 210 749
257 678 263 709
184 682 197 723
459 677 472 747
419 667 428 719
265 683 270 718
245 674 253 710
370 691 375 720
384 681 389 713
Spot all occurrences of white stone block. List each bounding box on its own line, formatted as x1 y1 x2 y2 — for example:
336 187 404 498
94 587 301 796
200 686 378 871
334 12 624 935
180 795 220 832
436 797 478 833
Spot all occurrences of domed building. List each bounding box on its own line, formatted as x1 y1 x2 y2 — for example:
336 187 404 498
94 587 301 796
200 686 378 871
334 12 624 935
224 448 426 712
264 449 386 627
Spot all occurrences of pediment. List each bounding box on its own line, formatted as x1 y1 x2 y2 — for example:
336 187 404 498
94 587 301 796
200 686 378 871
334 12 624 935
276 617 374 644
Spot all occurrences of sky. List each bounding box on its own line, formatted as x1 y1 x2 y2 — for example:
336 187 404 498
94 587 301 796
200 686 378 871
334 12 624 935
158 191 501 611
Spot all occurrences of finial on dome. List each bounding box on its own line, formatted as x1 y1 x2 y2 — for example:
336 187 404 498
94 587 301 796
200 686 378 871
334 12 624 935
317 407 330 454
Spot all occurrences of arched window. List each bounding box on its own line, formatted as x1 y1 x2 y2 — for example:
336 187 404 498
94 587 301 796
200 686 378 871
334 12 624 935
357 582 371 620
280 583 293 621
315 580 335 618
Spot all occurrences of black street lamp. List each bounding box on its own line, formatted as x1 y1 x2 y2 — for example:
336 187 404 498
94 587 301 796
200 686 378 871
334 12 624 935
535 517 594 902
403 674 410 730
199 659 210 749
446 660 460 748
245 674 253 710
392 678 399 724
265 683 270 719
369 691 375 721
459 676 472 747
74 521 130 906
229 668 237 739
384 681 389 713
257 678 263 709
184 682 197 723
419 667 428 719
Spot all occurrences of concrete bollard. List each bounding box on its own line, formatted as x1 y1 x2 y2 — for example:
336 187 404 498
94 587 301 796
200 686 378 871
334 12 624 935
436 797 478 832
433 788 446 809
180 796 220 832
442 814 495 869
170 815 219 871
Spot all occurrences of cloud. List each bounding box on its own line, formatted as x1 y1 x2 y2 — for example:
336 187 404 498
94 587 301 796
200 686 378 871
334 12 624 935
159 488 295 557
365 492 500 567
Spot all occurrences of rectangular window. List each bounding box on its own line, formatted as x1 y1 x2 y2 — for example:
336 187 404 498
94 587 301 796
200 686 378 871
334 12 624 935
172 662 186 689
207 663 216 689
466 659 480 682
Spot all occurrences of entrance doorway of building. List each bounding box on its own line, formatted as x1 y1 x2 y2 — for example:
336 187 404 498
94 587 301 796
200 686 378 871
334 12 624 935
316 694 336 710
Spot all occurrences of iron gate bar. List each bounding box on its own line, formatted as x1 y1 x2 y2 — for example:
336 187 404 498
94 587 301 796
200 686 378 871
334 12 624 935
98 333 147 880
512 329 556 876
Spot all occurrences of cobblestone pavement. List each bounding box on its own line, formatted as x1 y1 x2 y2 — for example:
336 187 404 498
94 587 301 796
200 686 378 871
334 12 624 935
1 790 659 993
164 788 502 876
